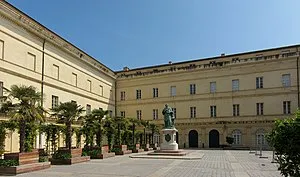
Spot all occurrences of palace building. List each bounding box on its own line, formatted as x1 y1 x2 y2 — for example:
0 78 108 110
0 1 299 151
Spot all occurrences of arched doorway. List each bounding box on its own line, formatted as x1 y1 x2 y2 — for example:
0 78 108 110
209 129 220 148
176 132 179 144
189 130 198 148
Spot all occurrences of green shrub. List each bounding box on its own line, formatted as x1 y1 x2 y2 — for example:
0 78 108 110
127 144 135 150
226 136 234 145
110 147 121 153
0 159 19 167
39 156 48 162
81 151 88 156
82 149 102 158
52 151 72 160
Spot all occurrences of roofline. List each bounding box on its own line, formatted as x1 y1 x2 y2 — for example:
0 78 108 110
2 1 116 75
115 44 300 73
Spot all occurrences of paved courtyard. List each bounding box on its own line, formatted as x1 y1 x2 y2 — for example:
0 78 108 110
8 150 281 177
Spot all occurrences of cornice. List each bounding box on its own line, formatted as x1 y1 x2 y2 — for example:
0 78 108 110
0 1 116 79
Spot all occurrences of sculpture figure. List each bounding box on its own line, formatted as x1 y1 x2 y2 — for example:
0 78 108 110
162 104 175 129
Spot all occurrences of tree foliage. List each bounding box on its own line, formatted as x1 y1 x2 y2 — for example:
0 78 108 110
267 110 300 177
226 136 234 145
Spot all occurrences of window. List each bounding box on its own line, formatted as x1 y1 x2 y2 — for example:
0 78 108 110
256 103 264 115
136 89 141 99
283 101 291 114
233 104 240 116
27 53 36 71
210 106 217 117
99 85 103 96
282 74 291 87
52 64 59 80
256 129 266 145
120 111 125 118
256 77 263 89
172 108 176 119
190 84 196 95
210 82 216 93
153 88 158 98
137 110 142 120
232 130 242 145
0 40 4 60
0 81 3 97
86 104 91 115
71 100 77 104
171 86 176 96
51 95 59 109
120 91 125 101
108 110 113 118
190 107 196 118
87 80 92 92
232 79 239 91
72 73 77 86
153 109 158 120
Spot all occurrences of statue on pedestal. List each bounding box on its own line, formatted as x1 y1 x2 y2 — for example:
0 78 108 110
162 104 175 129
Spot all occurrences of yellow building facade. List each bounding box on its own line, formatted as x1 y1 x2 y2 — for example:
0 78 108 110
0 1 299 151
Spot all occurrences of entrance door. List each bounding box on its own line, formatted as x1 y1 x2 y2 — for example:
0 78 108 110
209 129 220 148
189 130 198 148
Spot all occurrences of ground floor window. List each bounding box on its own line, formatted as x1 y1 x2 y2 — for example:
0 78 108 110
232 129 242 145
256 129 266 145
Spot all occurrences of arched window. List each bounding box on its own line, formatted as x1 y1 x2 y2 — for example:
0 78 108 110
232 129 242 145
256 129 266 145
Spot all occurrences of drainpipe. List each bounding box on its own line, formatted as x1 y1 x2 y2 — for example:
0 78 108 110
39 39 46 149
297 50 299 108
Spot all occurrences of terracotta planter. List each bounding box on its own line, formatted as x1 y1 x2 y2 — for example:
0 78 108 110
4 149 39 165
101 145 109 154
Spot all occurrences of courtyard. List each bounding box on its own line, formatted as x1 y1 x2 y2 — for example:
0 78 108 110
8 150 280 177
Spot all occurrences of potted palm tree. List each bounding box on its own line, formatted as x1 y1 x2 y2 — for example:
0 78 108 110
50 101 90 165
112 116 131 155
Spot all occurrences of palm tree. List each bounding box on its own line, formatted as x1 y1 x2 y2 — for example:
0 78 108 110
50 101 84 150
128 118 141 145
81 114 96 147
2 85 45 152
113 116 129 145
141 120 149 145
90 109 108 147
149 123 159 145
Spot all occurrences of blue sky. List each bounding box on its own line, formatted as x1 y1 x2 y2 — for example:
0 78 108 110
7 0 300 71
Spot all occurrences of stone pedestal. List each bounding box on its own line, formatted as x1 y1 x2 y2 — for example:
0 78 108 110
160 128 178 151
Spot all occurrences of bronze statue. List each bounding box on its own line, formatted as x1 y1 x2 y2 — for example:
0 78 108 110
162 104 175 129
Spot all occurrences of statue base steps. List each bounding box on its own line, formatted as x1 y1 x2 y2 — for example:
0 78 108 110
148 150 188 156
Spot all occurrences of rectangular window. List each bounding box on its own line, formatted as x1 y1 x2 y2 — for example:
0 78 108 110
99 85 103 96
171 86 176 96
72 73 77 86
0 40 4 60
27 53 36 71
283 101 291 114
120 91 126 101
71 100 77 104
86 104 91 115
190 107 196 118
256 103 264 115
87 80 92 92
172 108 176 119
52 64 59 80
232 79 239 91
153 109 158 120
256 77 263 89
120 111 125 118
210 106 217 117
51 95 59 109
210 82 216 93
0 81 3 97
153 88 158 98
282 74 291 87
233 104 240 116
137 110 142 120
136 89 141 99
190 84 196 95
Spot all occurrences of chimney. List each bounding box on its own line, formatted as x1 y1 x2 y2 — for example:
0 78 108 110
123 66 129 71
221 53 225 57
168 61 172 65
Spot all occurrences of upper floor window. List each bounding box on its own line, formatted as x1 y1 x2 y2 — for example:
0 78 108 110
283 101 291 114
52 64 59 80
210 82 216 93
120 91 125 101
71 100 77 104
0 40 4 60
190 107 196 118
153 109 158 120
86 104 91 115
210 106 217 117
0 81 3 97
120 111 125 118
172 108 176 119
233 104 240 116
87 80 92 92
190 84 196 95
282 74 291 87
256 77 263 89
72 73 77 87
232 79 239 91
171 86 176 96
153 88 158 98
256 103 264 115
99 85 103 96
27 53 36 71
52 95 59 109
137 110 142 120
136 89 141 99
